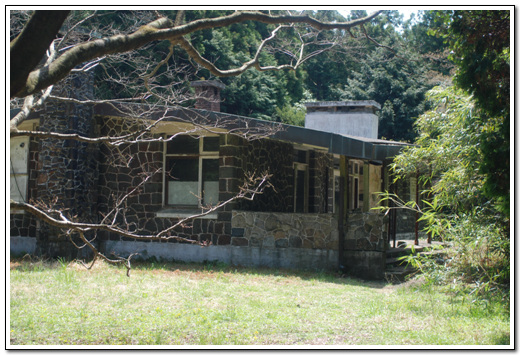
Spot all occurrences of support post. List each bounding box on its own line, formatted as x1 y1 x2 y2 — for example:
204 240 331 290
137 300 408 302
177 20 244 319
363 162 370 212
338 156 349 270
414 171 419 246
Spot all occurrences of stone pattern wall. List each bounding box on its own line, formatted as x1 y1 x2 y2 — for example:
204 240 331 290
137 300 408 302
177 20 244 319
97 129 234 246
95 126 337 249
97 117 167 240
238 138 295 212
34 72 99 257
344 211 387 252
341 211 388 280
309 151 334 213
216 134 243 229
37 72 98 219
231 211 338 250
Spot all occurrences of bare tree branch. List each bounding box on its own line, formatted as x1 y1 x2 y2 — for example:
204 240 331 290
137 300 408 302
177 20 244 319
12 10 382 98
11 171 270 238
10 10 70 97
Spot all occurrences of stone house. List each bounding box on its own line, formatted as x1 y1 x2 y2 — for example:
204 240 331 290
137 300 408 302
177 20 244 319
10 77 419 279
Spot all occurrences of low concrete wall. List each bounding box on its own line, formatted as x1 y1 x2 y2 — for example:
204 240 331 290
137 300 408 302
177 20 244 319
102 240 338 271
10 236 37 256
342 250 386 280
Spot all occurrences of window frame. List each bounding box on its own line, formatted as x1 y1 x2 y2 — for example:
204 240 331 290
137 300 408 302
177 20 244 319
10 136 30 210
293 162 309 213
293 148 311 213
349 159 364 211
163 135 220 208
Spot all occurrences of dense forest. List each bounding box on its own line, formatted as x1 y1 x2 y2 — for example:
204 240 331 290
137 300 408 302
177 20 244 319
93 10 453 142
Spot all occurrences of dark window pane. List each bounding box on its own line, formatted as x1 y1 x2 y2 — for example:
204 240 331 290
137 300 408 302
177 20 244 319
295 150 307 163
354 177 359 209
295 169 306 213
167 135 199 154
167 158 198 181
202 159 219 181
166 158 199 206
203 136 220 152
202 159 219 205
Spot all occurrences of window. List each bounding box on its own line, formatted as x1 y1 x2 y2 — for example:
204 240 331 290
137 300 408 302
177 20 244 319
333 169 340 213
164 135 219 207
349 160 364 210
293 150 309 213
10 136 29 205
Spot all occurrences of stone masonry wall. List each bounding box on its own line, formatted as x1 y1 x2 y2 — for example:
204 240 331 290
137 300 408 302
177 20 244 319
238 138 295 212
37 72 98 219
231 211 338 250
344 211 388 252
309 151 334 213
97 127 234 247
97 117 169 241
34 72 99 258
341 211 388 280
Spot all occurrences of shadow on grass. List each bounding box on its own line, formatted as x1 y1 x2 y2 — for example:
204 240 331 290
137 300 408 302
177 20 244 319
10 254 388 289
130 258 388 289
491 331 510 345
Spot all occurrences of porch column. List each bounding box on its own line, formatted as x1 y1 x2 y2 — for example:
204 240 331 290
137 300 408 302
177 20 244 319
338 156 349 269
363 161 370 212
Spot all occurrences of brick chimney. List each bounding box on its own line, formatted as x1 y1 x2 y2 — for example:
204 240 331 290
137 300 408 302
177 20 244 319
191 80 226 112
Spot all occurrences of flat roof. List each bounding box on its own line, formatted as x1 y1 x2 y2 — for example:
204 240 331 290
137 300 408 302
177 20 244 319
190 80 226 90
305 100 381 110
11 102 408 161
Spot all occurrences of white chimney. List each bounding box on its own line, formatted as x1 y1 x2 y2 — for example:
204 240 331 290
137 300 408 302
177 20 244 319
304 101 381 139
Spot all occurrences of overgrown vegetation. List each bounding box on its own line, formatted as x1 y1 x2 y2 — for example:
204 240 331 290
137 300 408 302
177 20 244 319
379 10 510 304
10 258 510 346
384 87 509 303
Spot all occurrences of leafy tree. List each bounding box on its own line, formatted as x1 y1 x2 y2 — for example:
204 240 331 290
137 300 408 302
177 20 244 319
433 10 510 215
388 86 509 298
334 10 451 141
272 89 315 126
301 10 367 101
382 10 511 300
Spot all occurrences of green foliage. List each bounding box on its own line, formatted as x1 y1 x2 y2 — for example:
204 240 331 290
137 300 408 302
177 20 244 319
388 86 510 301
89 10 447 139
272 89 314 126
273 104 305 126
336 48 431 141
333 11 452 141
431 10 510 215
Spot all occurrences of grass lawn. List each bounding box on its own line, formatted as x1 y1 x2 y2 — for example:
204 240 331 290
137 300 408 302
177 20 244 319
9 257 510 347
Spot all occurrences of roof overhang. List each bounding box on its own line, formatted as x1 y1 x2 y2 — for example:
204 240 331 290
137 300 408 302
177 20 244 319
11 102 409 161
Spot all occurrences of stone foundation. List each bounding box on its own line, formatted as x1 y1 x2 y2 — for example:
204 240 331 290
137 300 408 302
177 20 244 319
341 211 388 279
231 211 339 250
345 211 387 252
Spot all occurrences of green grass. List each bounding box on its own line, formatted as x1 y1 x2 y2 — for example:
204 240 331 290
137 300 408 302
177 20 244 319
9 258 510 346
